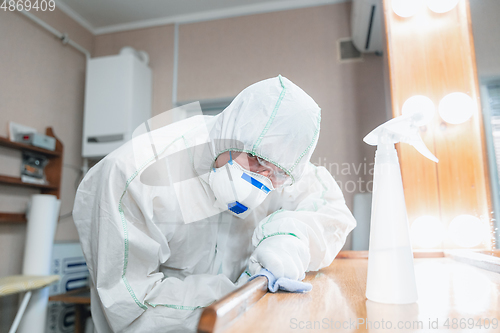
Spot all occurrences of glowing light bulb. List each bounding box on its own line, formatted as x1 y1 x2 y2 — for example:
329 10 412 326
411 215 445 248
402 95 436 126
438 92 476 125
392 0 420 18
449 215 487 248
427 0 459 13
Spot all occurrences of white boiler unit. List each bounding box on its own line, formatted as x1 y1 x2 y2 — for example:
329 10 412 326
82 47 152 158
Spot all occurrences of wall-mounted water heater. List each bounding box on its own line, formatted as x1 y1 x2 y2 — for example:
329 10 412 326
82 47 152 158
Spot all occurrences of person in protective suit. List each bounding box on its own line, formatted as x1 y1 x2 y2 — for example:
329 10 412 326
73 75 356 332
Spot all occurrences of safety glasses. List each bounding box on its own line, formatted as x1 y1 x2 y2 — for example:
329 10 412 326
231 152 292 188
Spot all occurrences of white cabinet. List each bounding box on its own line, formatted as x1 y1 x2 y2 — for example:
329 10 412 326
82 51 152 158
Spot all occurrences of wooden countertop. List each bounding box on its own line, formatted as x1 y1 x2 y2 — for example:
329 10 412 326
222 257 500 332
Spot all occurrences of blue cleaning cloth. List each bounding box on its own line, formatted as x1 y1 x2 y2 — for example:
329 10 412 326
248 268 312 293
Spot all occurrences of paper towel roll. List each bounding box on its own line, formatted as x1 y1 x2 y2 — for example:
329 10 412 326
18 194 61 333
22 194 60 275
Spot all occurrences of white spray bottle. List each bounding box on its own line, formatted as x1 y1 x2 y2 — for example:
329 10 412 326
364 96 438 304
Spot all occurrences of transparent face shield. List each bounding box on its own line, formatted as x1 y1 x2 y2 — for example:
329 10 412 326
217 151 292 188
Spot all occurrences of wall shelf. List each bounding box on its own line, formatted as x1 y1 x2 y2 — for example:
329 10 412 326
0 135 61 157
0 213 27 224
0 127 63 224
0 175 58 190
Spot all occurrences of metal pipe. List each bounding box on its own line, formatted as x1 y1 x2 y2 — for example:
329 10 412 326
82 157 89 177
172 23 179 107
8 291 32 333
18 10 91 58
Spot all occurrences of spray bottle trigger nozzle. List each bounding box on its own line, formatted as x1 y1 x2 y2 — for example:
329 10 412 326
406 135 439 163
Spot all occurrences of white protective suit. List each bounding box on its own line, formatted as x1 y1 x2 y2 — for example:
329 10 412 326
73 75 356 332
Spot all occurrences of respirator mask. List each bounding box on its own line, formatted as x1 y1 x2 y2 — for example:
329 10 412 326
208 153 275 219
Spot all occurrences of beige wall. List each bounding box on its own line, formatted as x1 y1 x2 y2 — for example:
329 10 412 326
0 8 92 329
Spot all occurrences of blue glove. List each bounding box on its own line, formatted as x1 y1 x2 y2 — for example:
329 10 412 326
248 268 312 293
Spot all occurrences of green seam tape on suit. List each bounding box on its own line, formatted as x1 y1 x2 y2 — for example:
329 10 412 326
290 113 321 173
118 136 185 310
261 209 283 236
145 301 214 311
256 232 300 247
251 75 286 153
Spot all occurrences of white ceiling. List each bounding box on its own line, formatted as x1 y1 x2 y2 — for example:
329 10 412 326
56 0 348 35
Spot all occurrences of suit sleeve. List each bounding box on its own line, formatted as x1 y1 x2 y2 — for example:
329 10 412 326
252 163 357 271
